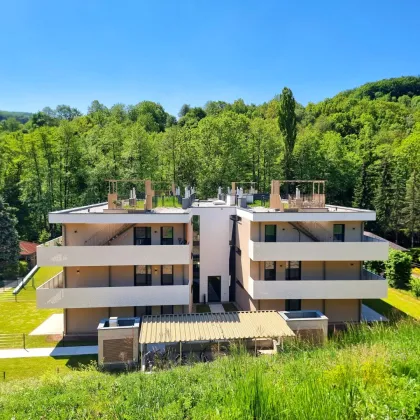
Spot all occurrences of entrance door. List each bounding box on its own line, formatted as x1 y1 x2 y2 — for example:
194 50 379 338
208 276 221 302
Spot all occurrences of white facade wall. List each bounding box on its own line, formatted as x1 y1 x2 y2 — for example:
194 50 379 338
248 277 387 300
191 206 236 303
37 245 190 266
37 285 190 308
249 240 388 261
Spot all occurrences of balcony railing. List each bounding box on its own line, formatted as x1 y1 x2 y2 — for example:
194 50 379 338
248 269 388 300
37 244 191 267
38 271 64 289
38 236 63 247
37 283 190 309
249 239 389 261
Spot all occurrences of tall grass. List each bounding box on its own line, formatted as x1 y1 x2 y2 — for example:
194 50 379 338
1 320 419 419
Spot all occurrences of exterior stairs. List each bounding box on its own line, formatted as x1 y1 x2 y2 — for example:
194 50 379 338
288 222 320 242
84 223 136 246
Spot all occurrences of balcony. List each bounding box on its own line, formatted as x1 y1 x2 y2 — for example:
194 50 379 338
248 270 387 300
249 235 388 262
37 244 191 267
37 273 190 309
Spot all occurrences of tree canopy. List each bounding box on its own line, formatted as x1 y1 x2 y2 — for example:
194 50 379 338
1 76 420 248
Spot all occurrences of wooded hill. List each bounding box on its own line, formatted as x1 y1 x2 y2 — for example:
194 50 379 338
0 77 419 246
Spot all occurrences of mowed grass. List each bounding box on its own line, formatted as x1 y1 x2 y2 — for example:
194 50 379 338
364 287 420 320
0 266 62 335
0 320 419 418
0 355 96 381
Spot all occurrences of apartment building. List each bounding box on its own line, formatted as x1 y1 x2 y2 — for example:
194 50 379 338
36 179 389 336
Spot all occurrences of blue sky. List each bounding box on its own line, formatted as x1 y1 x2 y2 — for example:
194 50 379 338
0 0 419 116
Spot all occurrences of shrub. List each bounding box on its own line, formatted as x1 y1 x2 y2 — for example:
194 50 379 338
364 260 385 275
18 260 28 277
38 229 50 244
409 276 420 298
408 247 420 263
385 250 412 288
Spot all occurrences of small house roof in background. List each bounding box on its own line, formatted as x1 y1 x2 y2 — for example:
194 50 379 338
363 232 408 252
19 241 38 256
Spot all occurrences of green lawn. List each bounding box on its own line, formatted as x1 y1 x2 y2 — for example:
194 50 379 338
0 355 96 381
1 320 419 418
364 287 420 320
0 266 62 335
195 304 211 313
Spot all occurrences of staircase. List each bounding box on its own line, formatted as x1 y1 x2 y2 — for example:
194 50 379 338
84 223 136 246
289 222 320 242
288 221 333 242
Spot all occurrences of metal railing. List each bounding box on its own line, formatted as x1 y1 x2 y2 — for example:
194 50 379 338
84 223 134 246
253 269 386 282
361 269 386 281
13 265 39 295
38 271 64 289
363 234 387 243
38 236 63 247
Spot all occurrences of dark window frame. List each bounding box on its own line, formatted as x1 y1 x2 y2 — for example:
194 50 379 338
285 299 301 311
264 261 276 281
134 227 151 245
161 226 174 245
286 261 301 280
161 305 174 315
134 265 152 286
161 265 174 285
333 224 345 242
265 225 277 242
135 306 152 317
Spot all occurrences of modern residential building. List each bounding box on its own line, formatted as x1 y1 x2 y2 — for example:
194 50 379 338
36 179 389 336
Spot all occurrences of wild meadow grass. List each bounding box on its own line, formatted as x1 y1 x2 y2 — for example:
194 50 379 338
0 320 419 419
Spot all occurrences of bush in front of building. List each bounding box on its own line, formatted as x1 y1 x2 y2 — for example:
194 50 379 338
385 250 412 289
409 277 420 298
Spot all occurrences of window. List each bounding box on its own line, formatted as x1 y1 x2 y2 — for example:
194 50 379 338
333 224 345 242
135 306 151 317
161 305 173 315
286 261 301 280
264 261 276 281
265 225 276 242
161 226 174 245
134 227 151 245
161 265 174 285
286 299 301 311
135 265 152 286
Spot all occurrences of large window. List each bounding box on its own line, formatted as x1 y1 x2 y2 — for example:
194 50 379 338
134 227 151 245
286 299 301 311
135 306 151 317
161 305 174 315
286 261 301 280
264 261 276 281
265 225 276 242
161 226 174 245
333 224 345 242
135 265 152 286
161 265 174 285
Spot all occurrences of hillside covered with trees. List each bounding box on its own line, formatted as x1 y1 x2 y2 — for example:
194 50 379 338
0 76 419 247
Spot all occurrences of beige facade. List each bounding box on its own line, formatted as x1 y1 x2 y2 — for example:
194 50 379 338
38 197 387 335
55 221 194 335
234 219 380 324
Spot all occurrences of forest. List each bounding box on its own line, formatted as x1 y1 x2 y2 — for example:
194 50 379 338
0 76 419 247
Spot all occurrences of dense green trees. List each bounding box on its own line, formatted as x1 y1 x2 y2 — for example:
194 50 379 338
0 77 419 248
0 196 20 279
278 87 297 180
